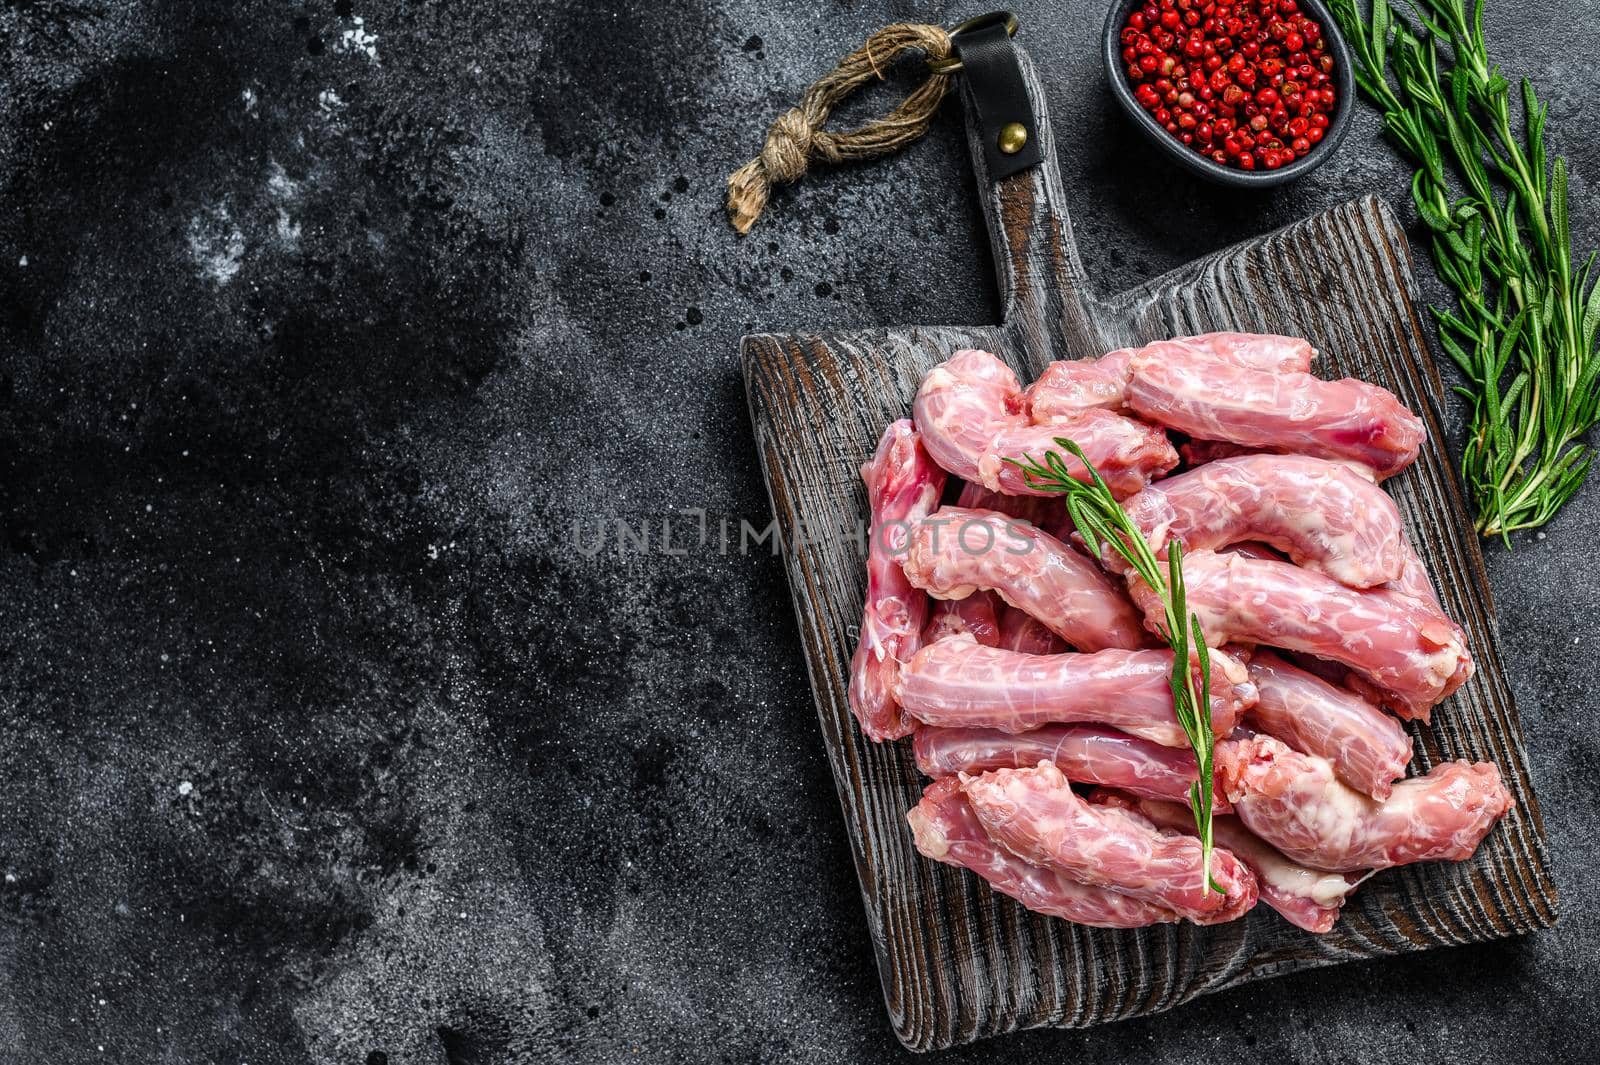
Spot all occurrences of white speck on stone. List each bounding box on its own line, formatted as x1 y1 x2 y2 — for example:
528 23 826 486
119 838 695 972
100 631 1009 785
185 206 246 285
459 912 468 920
275 208 302 244
4 873 16 884
336 16 381 62
177 781 194 796
263 163 304 246
241 87 258 115
265 161 301 202
427 544 440 560
17 255 26 267
318 88 346 114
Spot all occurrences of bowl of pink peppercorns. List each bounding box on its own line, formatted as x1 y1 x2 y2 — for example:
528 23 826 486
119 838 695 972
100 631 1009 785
1103 0 1354 186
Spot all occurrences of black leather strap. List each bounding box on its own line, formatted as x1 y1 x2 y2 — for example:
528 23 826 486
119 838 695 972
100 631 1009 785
953 19 1041 180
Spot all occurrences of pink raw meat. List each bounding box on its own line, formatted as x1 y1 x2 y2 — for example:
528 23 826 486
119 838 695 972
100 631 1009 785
921 484 1017 647
1217 733 1511 871
1025 333 1315 417
1389 539 1443 610
1095 790 1366 933
845 420 947 742
897 636 1253 747
953 479 1064 530
960 762 1258 923
906 779 1182 928
1187 331 1317 369
1024 349 1133 416
912 349 1177 498
1221 541 1285 562
996 604 1067 655
1246 650 1412 800
1126 348 1425 478
923 596 1001 646
1135 549 1472 720
1180 439 1256 467
980 408 1177 499
1117 454 1408 588
901 507 1149 652
913 723 1230 811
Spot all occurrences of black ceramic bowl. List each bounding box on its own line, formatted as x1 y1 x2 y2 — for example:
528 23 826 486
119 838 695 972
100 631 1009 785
1102 0 1355 187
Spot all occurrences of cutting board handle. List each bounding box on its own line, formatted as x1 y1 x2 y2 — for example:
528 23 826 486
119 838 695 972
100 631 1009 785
957 39 1103 367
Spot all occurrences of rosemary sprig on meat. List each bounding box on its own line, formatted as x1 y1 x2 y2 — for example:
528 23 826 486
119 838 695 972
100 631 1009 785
1330 0 1600 540
1008 440 1223 894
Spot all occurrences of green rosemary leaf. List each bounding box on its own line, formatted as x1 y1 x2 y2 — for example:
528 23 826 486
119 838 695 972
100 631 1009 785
1552 159 1571 259
1371 0 1390 68
1415 172 1452 232
1524 80 1547 196
1580 284 1600 364
1498 374 1529 450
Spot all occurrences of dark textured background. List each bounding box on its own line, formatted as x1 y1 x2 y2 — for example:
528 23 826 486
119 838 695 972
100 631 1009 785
1 1 1595 1062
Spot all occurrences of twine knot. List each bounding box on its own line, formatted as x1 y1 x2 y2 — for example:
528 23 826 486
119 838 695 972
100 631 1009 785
726 23 954 234
760 109 824 183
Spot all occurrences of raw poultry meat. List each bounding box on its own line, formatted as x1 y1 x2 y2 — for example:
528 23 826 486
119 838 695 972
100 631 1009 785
960 762 1259 923
995 604 1067 655
1217 733 1510 871
920 485 1013 647
913 723 1231 811
1025 332 1316 417
912 349 1177 498
1245 650 1413 800
1126 347 1425 478
1116 454 1408 588
906 779 1182 928
897 636 1253 746
1179 438 1256 467
1188 331 1318 370
1095 791 1366 933
951 479 1064 531
1221 540 1285 562
1389 539 1442 610
900 507 1149 652
1135 549 1473 721
845 333 1509 934
1023 349 1134 416
846 420 947 741
923 595 1001 646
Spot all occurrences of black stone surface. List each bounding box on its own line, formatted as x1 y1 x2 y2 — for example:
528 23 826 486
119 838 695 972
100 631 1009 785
1 2 1596 1062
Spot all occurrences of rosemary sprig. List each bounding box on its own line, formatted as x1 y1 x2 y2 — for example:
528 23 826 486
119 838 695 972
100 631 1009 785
1329 0 1600 541
1007 440 1222 894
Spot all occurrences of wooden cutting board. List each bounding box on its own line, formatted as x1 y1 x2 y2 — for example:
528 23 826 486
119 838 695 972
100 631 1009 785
741 44 1557 1052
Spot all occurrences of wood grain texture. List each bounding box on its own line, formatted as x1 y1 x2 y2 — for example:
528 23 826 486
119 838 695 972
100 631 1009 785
741 45 1557 1052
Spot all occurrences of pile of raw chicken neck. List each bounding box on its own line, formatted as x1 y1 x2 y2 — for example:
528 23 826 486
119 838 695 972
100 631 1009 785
849 333 1507 932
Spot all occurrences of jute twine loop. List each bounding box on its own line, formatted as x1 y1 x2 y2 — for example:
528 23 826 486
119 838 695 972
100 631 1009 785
726 23 954 234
